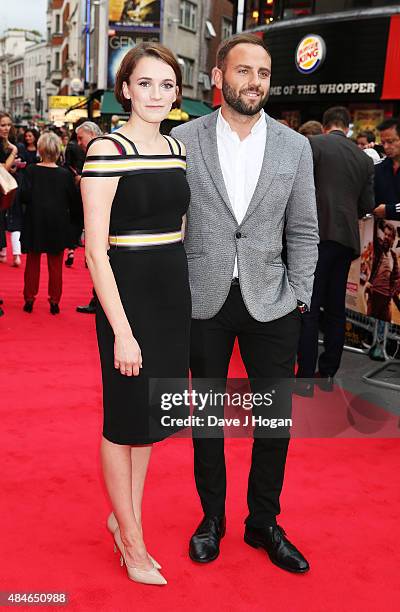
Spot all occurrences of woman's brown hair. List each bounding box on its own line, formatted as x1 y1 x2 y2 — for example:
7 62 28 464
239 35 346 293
0 111 13 153
114 42 182 113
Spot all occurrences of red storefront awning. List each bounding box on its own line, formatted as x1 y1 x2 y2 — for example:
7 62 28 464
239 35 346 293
381 15 400 100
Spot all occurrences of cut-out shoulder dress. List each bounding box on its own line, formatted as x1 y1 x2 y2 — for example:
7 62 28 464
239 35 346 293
82 132 191 445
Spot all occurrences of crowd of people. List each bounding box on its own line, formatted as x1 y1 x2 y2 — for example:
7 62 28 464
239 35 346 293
0 115 102 316
1 32 400 586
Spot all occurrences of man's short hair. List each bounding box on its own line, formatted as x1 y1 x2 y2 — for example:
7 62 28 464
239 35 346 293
299 121 323 137
377 118 400 137
322 106 351 130
357 130 376 144
216 33 270 71
76 121 102 137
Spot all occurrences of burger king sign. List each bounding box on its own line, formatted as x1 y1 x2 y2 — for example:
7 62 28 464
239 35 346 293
295 35 326 74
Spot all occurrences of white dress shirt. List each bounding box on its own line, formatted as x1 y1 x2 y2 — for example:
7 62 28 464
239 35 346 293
216 108 266 278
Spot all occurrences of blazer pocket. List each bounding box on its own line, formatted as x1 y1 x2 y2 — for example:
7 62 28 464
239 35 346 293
186 251 204 260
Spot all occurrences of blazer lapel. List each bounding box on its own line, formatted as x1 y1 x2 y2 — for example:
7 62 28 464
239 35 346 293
241 115 283 225
198 111 236 220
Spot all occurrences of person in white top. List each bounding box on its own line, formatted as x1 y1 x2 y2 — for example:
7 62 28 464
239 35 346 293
217 108 266 277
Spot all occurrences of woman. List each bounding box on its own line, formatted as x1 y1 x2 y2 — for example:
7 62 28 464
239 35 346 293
20 131 78 314
81 43 190 586
21 129 40 165
0 112 19 265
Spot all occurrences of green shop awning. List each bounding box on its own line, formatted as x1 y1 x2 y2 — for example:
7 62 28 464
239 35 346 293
181 99 213 117
101 91 213 118
101 91 127 115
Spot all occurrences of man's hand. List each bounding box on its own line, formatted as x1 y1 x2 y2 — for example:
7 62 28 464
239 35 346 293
373 204 386 218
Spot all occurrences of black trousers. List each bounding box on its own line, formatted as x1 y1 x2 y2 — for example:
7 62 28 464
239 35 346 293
190 284 301 527
297 240 353 378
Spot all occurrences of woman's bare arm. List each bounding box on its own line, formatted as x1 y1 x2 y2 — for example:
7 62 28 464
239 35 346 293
81 138 142 376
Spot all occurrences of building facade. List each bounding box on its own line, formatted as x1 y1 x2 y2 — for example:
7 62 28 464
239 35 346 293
24 42 48 120
8 56 24 119
0 29 41 113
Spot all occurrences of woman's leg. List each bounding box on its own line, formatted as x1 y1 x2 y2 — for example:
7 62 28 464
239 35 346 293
131 446 152 535
11 231 21 266
47 251 64 304
23 252 41 302
10 231 21 255
101 437 152 570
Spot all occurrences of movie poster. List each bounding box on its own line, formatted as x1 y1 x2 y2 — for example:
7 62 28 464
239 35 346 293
109 0 161 29
107 30 160 88
346 218 400 325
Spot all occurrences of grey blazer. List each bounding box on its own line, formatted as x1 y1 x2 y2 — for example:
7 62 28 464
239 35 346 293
171 111 319 322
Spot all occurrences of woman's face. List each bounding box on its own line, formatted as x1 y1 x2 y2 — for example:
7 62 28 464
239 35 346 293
25 131 35 145
0 116 12 140
122 56 178 124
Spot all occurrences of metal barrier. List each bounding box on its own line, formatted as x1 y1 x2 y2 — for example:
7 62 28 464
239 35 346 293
344 308 378 355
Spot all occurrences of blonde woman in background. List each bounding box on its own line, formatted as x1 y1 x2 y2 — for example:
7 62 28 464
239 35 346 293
20 132 79 314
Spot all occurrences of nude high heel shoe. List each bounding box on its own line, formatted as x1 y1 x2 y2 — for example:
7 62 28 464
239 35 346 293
113 528 167 586
107 512 162 569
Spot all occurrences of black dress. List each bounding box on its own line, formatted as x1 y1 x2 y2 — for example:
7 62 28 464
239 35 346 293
82 132 191 445
19 165 78 254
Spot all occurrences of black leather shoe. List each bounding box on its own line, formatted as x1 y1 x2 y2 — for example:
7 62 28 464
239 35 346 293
244 525 309 573
23 301 33 313
76 298 96 314
294 379 314 398
189 515 226 563
65 252 74 267
316 373 334 392
50 303 60 315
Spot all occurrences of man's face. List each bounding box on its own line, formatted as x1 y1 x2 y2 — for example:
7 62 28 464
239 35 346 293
379 126 400 160
77 129 95 152
383 227 395 251
216 43 271 116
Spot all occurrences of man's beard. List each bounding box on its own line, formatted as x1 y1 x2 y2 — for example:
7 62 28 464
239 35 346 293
222 81 269 116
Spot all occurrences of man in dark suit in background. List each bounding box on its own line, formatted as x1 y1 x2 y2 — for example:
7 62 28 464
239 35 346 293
373 118 400 221
297 106 375 393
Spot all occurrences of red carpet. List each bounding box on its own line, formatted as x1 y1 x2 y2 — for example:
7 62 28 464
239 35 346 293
1 246 400 611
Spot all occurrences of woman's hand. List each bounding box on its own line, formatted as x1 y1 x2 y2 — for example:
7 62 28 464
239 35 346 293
114 332 143 376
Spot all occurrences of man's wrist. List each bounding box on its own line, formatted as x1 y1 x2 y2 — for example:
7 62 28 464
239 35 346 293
297 300 309 314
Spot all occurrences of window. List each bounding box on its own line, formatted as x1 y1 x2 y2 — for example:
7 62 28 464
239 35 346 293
47 60 51 78
282 0 313 19
221 17 232 40
55 14 61 33
179 1 197 31
55 52 60 71
178 56 194 87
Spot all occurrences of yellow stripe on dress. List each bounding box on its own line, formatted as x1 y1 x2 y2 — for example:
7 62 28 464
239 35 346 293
164 135 180 156
108 132 136 156
82 157 186 175
108 231 182 247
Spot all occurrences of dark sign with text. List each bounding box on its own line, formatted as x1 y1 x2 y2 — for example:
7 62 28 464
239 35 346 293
264 16 390 102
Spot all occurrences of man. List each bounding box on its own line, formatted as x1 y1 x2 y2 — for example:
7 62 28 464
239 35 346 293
296 106 375 393
374 118 400 221
172 33 319 573
365 222 400 321
74 121 102 314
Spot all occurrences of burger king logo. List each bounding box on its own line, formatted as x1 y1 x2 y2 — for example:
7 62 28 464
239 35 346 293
295 35 326 74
